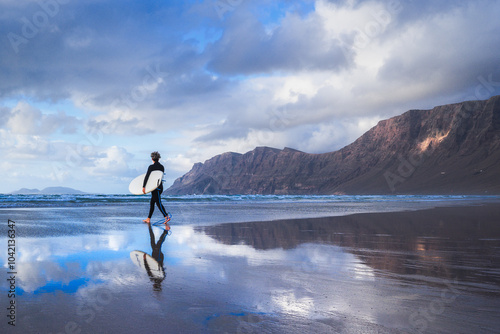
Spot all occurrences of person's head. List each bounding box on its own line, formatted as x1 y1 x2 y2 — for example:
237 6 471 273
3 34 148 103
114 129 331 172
151 151 161 162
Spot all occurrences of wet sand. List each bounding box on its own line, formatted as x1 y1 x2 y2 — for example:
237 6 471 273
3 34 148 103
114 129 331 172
1 202 499 333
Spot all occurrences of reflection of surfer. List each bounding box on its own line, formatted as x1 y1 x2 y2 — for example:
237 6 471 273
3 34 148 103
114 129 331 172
145 224 169 291
142 151 170 229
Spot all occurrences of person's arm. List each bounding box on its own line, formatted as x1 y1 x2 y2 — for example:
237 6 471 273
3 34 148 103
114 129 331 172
142 165 153 193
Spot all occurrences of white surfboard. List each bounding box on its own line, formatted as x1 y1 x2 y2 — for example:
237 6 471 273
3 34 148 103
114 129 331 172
128 170 164 195
130 250 165 279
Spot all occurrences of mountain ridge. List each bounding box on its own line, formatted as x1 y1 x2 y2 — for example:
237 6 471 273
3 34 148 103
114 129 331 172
11 187 86 195
166 96 500 195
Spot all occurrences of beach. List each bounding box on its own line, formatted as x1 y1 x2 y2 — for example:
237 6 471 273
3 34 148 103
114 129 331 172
0 195 499 333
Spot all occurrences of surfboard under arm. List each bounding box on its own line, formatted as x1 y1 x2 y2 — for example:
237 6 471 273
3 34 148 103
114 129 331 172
128 170 164 195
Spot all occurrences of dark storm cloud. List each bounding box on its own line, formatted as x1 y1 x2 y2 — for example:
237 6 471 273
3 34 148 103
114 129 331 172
206 7 349 75
0 0 217 103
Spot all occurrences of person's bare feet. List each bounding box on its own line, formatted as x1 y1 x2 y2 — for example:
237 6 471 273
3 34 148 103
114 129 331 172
143 218 151 223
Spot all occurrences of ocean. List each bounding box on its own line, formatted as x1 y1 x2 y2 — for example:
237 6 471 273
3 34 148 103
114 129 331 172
2 193 498 217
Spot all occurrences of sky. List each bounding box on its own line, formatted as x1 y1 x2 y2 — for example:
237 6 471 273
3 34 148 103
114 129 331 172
1 0 500 194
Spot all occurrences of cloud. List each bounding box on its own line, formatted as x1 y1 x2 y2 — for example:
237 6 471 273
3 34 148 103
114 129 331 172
0 106 9 126
0 102 79 161
5 101 79 135
0 100 138 191
206 7 349 75
1 0 500 192
165 153 196 174
84 145 136 178
194 0 500 153
1 1 204 102
0 132 50 159
376 1 500 94
86 114 153 136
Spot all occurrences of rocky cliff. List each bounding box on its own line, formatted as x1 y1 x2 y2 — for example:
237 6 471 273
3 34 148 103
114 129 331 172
166 95 500 195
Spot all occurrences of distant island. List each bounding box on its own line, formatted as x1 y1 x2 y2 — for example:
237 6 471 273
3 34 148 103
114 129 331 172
11 187 86 195
166 95 500 195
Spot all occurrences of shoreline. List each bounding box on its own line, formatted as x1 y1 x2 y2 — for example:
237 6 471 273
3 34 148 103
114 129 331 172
199 201 500 252
215 199 500 226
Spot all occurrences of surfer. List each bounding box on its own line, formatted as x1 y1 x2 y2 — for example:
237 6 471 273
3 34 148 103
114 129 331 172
142 151 170 228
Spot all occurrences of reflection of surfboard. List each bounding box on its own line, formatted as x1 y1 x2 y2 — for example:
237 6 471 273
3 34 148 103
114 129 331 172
128 170 164 195
130 250 165 279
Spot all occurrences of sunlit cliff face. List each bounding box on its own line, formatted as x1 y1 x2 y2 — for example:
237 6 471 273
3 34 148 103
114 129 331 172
418 130 450 152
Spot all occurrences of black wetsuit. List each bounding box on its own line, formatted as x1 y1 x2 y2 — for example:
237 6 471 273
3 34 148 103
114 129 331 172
143 161 168 219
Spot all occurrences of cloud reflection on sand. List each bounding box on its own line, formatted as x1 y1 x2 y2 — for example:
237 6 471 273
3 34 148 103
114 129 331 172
2 223 378 321
3 231 139 293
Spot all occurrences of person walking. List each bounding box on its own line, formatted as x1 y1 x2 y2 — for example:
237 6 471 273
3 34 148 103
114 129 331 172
142 151 170 229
